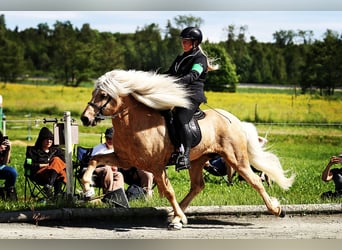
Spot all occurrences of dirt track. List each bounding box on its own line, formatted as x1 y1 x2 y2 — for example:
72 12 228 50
0 212 341 239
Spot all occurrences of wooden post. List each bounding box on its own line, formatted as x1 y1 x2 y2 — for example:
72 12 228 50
63 111 74 202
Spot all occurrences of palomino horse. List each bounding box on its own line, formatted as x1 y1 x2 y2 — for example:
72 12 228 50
80 69 295 230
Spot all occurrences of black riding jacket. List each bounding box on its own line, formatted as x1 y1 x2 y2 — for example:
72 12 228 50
166 47 208 104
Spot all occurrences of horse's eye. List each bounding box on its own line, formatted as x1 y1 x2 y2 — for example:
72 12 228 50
101 93 107 99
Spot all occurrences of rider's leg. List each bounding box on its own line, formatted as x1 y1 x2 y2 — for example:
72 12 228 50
174 105 198 171
176 123 192 171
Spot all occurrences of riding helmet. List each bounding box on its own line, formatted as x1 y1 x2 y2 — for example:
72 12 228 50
180 27 203 44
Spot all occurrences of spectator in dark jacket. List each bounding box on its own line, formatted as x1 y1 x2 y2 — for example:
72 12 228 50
26 127 66 197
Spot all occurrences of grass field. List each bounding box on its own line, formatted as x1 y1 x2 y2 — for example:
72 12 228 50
0 82 341 211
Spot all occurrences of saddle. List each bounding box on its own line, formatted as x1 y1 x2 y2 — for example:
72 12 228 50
189 109 206 147
163 109 206 165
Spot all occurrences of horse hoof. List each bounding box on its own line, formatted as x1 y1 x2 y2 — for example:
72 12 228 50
83 188 95 200
279 209 286 218
168 222 183 230
181 216 188 225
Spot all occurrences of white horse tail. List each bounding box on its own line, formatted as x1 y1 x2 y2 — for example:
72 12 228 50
241 122 295 190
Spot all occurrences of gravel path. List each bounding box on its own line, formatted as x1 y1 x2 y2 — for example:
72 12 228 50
0 204 341 239
0 213 341 239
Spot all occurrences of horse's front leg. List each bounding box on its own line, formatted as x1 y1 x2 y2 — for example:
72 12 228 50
179 159 206 211
81 152 118 199
153 170 187 230
81 159 97 198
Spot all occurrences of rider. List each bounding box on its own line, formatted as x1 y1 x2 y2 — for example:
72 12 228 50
165 27 218 171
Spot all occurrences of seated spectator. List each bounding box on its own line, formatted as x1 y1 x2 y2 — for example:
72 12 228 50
26 127 66 198
321 152 342 199
0 131 18 201
91 127 124 194
119 167 154 198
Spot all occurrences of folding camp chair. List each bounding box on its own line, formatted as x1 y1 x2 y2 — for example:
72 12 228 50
203 155 232 185
204 154 271 186
23 146 54 202
73 145 101 195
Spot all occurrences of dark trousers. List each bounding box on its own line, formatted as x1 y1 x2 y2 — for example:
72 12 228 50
0 165 18 188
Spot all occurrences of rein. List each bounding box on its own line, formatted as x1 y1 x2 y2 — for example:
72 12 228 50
203 103 232 123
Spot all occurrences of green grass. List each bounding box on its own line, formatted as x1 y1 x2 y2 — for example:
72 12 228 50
204 91 342 124
2 125 341 212
0 82 342 211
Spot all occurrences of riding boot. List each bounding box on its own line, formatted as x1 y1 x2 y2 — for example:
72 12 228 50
5 186 18 202
162 110 183 165
161 109 180 148
175 123 192 171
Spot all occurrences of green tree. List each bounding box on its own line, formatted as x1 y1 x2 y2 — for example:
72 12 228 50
273 30 295 47
0 15 25 82
71 23 105 85
50 21 78 84
248 38 273 83
173 15 203 29
297 30 314 45
301 29 342 95
95 32 125 74
19 23 52 76
131 23 163 71
160 20 182 71
270 46 287 84
283 44 306 85
320 30 342 95
203 42 239 92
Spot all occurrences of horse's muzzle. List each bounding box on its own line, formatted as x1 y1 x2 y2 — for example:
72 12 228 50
81 115 95 126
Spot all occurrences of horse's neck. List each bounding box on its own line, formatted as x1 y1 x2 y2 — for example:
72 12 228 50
111 95 171 165
112 95 165 141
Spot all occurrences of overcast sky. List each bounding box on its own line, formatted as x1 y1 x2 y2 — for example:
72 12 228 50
2 11 342 43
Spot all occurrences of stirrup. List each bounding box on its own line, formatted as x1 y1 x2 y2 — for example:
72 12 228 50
167 151 180 166
175 155 191 171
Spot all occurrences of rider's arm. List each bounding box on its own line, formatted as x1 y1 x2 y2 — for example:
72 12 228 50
322 156 339 181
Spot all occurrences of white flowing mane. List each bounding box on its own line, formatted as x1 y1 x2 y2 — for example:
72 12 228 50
94 69 191 110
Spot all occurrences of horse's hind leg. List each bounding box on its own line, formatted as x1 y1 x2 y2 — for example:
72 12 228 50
236 161 284 217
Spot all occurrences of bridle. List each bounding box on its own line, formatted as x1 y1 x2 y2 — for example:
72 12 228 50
87 94 128 120
87 95 114 120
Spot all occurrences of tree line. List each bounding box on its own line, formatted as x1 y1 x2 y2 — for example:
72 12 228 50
0 14 341 95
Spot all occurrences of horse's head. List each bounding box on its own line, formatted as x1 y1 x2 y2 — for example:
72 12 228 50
81 69 191 126
81 87 122 126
